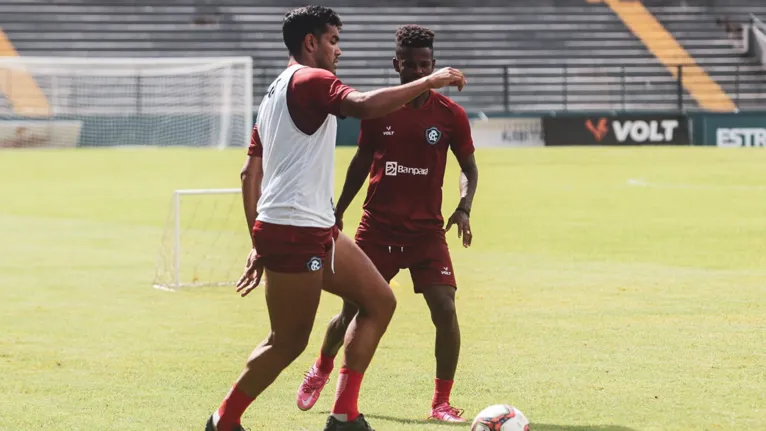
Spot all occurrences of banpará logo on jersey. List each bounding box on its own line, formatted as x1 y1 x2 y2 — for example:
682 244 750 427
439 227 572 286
385 161 429 176
425 126 442 145
306 256 322 272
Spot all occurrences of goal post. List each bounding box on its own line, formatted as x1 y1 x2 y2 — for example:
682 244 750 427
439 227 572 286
153 188 252 291
0 56 253 149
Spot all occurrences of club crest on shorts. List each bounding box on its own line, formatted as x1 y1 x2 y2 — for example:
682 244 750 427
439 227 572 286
306 256 322 272
425 126 442 145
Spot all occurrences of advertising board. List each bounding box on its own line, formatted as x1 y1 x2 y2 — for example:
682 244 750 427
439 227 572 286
470 117 544 147
0 121 82 149
542 115 690 146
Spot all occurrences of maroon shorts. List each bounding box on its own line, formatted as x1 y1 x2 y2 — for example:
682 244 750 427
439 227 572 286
252 221 339 273
356 233 457 293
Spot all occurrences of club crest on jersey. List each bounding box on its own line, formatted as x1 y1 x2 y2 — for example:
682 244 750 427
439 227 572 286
306 256 322 272
425 126 442 145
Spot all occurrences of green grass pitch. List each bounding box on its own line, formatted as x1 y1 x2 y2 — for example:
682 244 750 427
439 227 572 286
0 146 764 431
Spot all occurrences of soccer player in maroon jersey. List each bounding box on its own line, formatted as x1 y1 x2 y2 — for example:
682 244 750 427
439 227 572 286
297 25 479 423
206 7 468 431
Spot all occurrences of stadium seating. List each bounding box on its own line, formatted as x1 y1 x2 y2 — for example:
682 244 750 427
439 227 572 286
0 0 764 113
647 2 766 110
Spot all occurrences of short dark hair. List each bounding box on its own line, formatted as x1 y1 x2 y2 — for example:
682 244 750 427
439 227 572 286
282 5 342 57
395 24 435 50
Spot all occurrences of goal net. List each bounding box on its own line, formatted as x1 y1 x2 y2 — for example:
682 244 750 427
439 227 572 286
153 188 252 290
0 57 252 149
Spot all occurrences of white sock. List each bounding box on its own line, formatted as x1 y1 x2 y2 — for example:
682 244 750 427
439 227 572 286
331 413 349 422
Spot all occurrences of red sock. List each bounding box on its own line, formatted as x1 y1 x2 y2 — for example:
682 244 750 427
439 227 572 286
215 385 255 430
432 378 454 407
331 367 363 421
316 352 336 374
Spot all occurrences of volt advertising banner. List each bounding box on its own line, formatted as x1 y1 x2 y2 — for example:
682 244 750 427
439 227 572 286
542 115 690 146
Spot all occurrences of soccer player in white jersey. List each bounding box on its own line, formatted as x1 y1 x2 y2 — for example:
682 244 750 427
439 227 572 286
204 5 467 431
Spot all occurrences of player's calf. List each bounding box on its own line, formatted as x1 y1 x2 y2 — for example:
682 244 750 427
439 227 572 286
423 284 460 381
210 269 324 430
321 300 359 359
422 284 463 419
297 300 358 411
319 234 396 426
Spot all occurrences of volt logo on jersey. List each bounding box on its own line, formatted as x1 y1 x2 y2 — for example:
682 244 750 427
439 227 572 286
425 126 442 145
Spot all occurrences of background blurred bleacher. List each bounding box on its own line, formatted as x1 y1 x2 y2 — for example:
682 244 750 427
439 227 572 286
0 0 765 114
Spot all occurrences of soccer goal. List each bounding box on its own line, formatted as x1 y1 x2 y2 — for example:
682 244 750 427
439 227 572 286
153 188 252 291
0 56 252 149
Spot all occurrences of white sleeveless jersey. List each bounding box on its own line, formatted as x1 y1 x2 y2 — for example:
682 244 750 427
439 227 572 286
255 64 337 228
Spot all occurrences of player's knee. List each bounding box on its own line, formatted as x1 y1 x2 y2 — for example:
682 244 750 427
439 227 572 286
376 288 397 322
360 288 396 322
354 280 396 325
272 327 312 363
280 336 310 363
429 296 457 328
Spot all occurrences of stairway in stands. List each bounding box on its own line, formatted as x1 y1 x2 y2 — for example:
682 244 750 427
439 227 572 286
646 1 766 110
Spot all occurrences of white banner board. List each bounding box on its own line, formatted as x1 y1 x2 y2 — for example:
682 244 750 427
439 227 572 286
470 117 544 148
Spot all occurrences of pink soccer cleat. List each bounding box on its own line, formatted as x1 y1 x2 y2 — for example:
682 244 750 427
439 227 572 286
296 366 330 411
429 402 467 422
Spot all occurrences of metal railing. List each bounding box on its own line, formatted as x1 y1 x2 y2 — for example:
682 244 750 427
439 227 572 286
2 63 765 116
500 63 766 113
331 63 766 113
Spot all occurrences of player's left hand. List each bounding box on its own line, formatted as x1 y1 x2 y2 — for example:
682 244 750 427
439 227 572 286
236 248 264 297
446 209 472 248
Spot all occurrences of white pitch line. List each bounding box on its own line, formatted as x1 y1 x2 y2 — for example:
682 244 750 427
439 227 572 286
627 178 766 191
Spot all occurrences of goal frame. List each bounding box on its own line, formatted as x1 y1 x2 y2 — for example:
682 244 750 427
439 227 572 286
153 187 243 291
0 56 254 149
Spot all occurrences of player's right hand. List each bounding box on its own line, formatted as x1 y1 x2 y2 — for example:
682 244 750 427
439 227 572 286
236 248 264 297
335 211 344 231
426 67 467 92
446 209 473 248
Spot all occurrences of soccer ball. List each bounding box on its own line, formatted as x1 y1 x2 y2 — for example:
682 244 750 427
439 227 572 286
471 404 530 431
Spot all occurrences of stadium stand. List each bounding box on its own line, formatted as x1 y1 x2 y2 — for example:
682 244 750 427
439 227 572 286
647 1 766 110
0 0 764 113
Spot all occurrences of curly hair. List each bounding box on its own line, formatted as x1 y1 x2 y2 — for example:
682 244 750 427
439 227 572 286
395 24 435 50
282 5 343 57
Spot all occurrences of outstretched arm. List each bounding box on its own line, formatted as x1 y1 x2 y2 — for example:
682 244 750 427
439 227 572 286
339 67 466 119
335 145 374 230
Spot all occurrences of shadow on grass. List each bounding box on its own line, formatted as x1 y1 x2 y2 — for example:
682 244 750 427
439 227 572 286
532 425 639 431
363 413 470 427
363 414 639 431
